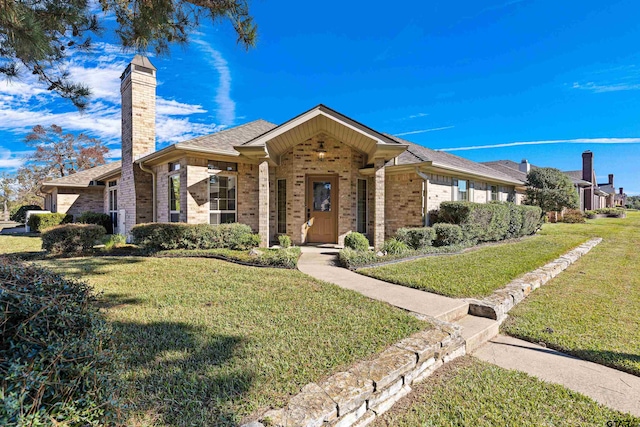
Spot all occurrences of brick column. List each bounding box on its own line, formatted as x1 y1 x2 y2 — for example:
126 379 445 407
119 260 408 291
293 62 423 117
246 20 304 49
258 160 270 247
373 158 385 250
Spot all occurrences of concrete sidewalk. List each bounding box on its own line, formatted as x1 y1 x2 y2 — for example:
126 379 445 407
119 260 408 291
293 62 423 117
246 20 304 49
297 246 469 322
475 334 640 416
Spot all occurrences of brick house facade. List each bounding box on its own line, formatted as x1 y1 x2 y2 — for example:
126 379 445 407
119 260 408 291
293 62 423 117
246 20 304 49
42 56 526 248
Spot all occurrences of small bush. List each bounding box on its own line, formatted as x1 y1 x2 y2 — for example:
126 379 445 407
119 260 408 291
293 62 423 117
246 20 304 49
382 238 410 255
396 227 435 249
10 204 42 223
278 234 292 248
27 212 72 232
344 232 370 251
438 201 510 242
103 234 127 251
41 224 106 255
562 209 586 223
0 257 117 426
156 247 302 269
131 222 261 252
433 223 464 246
76 211 113 234
338 247 378 268
519 205 543 235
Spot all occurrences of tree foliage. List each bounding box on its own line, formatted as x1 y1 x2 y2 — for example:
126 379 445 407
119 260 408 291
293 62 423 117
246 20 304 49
0 0 256 109
525 167 579 214
626 196 640 210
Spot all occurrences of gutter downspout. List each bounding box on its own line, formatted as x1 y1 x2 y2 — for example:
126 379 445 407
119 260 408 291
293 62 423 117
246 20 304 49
138 161 157 222
415 168 430 226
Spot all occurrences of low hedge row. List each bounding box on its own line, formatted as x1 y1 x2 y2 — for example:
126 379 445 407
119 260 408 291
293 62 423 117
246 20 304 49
131 223 261 251
155 247 301 269
41 224 106 255
0 257 117 426
437 201 541 242
27 213 72 232
338 245 466 269
585 208 626 218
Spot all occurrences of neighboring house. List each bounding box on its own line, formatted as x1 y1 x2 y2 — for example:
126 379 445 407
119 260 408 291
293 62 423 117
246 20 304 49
483 151 619 212
614 188 627 207
41 56 525 248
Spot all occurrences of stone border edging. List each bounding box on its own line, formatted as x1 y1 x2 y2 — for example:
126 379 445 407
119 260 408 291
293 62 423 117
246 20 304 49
241 322 465 427
465 238 602 322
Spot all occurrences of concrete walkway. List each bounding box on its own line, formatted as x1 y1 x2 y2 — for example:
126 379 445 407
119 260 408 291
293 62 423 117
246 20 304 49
297 246 640 417
297 246 469 322
475 335 640 416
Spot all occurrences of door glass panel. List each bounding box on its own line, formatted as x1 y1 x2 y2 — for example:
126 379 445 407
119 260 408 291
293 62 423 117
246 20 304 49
313 181 331 211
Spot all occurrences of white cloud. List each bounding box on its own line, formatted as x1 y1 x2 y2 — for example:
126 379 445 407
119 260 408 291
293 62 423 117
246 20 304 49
0 43 224 156
0 148 28 170
408 112 429 119
395 126 455 136
438 137 640 152
192 39 235 125
572 81 640 93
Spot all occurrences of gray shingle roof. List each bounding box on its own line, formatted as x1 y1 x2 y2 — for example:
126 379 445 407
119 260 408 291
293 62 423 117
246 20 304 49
481 161 529 181
42 161 122 187
179 120 277 153
385 135 523 184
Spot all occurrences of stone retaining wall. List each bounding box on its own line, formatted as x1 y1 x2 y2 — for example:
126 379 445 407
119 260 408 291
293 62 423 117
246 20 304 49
466 238 602 322
242 323 465 427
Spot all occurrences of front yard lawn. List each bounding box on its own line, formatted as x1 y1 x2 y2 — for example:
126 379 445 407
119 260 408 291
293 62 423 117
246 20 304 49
503 212 640 376
0 235 426 426
359 222 597 298
373 356 639 426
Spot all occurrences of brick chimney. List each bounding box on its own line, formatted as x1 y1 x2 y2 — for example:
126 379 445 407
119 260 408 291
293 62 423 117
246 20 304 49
620 187 624 195
519 159 530 173
119 55 157 235
608 174 614 186
582 151 593 183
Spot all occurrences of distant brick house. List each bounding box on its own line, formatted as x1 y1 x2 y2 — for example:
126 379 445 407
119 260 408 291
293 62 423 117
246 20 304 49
483 151 620 212
42 56 526 248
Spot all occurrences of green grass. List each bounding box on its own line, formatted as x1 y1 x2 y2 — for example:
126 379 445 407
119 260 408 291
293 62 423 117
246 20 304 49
373 356 639 427
0 235 426 426
0 234 43 254
359 224 596 298
503 212 640 376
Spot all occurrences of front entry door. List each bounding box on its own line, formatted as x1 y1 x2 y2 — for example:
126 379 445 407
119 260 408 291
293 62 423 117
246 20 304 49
306 175 338 243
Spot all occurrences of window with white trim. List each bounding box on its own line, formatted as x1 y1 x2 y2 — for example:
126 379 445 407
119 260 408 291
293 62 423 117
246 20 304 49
169 175 180 222
356 179 367 234
277 179 286 234
458 180 469 201
210 174 236 224
490 185 499 201
108 180 118 232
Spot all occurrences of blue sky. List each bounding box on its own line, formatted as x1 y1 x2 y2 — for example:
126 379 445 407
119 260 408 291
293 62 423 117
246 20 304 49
1 0 639 193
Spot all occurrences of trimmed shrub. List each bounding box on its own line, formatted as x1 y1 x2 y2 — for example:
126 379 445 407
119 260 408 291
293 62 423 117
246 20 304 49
0 257 117 426
131 222 261 252
9 204 41 223
396 227 435 250
76 211 113 234
502 202 524 239
27 212 72 232
519 205 543 235
438 201 510 242
562 209 586 223
382 238 410 255
156 247 302 269
433 223 464 246
344 232 370 251
595 207 625 217
42 224 106 255
278 234 292 248
338 247 378 268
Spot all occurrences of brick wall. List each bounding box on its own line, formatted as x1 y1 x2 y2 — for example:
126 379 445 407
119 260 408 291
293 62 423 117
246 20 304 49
385 172 423 239
56 187 104 219
238 162 260 232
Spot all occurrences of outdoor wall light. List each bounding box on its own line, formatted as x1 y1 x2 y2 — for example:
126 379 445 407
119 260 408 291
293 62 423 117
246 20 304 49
316 141 327 161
